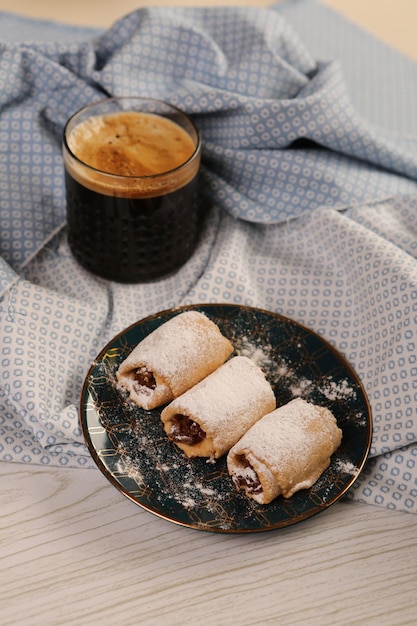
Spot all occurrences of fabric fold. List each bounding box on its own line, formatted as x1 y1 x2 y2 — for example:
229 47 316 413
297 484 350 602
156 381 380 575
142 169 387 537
2 5 417 272
1 2 417 515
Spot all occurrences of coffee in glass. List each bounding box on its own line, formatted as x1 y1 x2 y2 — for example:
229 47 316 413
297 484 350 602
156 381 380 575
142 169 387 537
63 97 201 282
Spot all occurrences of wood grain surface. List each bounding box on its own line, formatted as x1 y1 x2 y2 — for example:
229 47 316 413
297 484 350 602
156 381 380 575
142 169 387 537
1 462 416 626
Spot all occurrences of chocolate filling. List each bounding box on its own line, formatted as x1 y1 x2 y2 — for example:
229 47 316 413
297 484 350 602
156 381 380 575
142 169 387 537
233 455 262 495
134 366 156 390
168 414 206 446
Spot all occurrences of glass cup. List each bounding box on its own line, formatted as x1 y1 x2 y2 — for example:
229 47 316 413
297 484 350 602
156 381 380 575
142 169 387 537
62 97 202 282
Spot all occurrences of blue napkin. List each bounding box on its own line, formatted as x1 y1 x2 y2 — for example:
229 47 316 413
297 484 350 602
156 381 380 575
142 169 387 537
1 2 416 514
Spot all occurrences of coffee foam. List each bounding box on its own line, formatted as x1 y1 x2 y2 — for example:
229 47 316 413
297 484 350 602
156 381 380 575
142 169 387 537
64 111 200 198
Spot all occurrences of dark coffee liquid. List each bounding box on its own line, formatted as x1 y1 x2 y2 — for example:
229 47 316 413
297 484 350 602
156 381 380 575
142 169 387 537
65 170 200 282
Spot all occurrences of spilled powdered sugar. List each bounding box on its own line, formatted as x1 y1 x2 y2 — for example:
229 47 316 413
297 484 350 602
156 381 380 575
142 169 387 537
87 310 369 528
115 430 238 520
310 456 359 504
238 336 275 369
236 336 358 409
320 377 356 402
333 457 358 475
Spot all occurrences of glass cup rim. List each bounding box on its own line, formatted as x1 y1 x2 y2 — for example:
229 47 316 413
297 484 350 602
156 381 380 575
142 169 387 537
62 96 201 181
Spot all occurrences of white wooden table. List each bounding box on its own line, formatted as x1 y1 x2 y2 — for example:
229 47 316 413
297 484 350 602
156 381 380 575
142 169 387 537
1 2 417 624
1 461 416 626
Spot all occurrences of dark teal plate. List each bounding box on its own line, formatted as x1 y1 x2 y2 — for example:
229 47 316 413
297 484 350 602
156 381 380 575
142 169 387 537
80 304 372 533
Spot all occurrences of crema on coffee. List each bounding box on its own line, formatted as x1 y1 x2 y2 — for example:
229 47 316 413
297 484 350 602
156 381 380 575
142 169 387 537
66 111 198 198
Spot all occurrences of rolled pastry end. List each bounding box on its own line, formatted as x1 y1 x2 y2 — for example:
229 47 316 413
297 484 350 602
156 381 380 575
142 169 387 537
163 413 217 458
161 356 276 459
116 310 234 410
227 398 343 504
229 453 277 505
227 449 331 504
116 365 173 411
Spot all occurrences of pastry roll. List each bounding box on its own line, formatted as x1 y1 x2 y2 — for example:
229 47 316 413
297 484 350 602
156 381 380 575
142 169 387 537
116 311 233 410
227 398 342 504
161 356 276 459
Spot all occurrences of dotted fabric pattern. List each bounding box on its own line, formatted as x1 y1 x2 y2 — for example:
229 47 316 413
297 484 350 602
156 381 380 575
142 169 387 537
1 2 417 514
2 5 417 274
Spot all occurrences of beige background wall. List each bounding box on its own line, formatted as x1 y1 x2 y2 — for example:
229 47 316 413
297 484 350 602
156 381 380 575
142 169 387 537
1 0 417 62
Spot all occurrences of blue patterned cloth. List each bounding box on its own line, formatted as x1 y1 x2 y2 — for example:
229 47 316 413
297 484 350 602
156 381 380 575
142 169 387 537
1 1 417 514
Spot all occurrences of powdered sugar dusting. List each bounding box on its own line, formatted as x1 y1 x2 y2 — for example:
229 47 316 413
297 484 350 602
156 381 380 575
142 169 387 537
320 377 356 401
237 336 275 369
86 305 370 530
289 376 314 397
117 310 233 404
116 440 230 513
228 398 343 501
161 356 276 457
234 336 357 404
334 457 358 475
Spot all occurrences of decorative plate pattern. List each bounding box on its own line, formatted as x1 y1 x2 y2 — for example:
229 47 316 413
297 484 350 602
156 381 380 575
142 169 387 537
80 304 372 533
